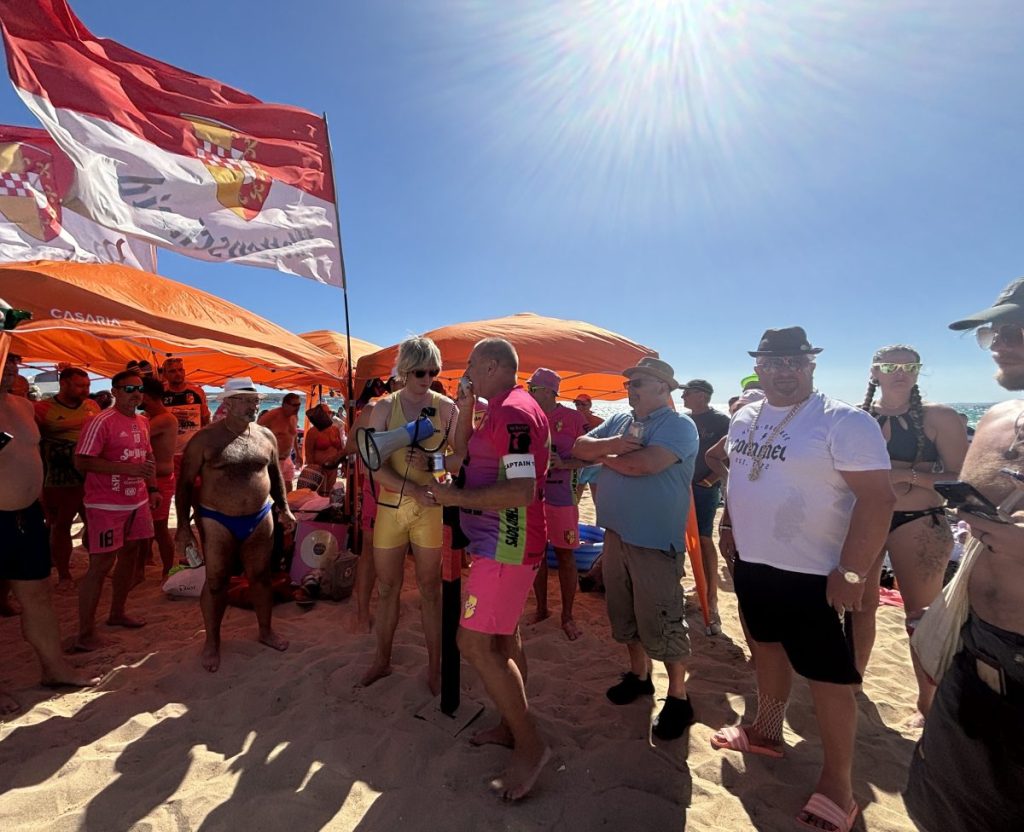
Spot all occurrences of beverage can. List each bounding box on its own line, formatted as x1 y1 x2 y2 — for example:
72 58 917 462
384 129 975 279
429 452 448 483
627 422 645 441
185 539 204 568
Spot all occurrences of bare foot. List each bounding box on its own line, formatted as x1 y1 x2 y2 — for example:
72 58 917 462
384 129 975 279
259 631 289 652
526 609 551 626
201 641 221 673
905 711 927 730
358 659 392 688
54 577 77 595
490 745 552 801
470 722 515 748
70 633 109 653
41 670 102 688
562 618 582 641
107 615 146 628
0 690 19 715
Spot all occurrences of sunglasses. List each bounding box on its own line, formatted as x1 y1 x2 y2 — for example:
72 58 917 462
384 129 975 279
116 384 143 393
624 377 661 389
976 324 1024 350
755 356 814 372
412 368 440 379
873 362 922 374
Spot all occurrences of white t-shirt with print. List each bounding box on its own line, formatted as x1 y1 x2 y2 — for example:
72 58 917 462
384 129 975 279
726 392 890 576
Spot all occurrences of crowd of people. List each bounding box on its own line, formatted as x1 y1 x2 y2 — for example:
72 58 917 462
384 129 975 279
2 277 1024 827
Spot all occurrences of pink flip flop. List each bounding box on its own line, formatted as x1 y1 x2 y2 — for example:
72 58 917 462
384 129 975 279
709 725 785 758
795 792 859 832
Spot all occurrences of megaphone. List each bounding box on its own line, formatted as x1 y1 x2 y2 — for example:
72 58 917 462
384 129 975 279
356 416 437 471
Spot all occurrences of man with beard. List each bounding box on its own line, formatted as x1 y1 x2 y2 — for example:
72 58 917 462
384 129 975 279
175 377 296 672
161 357 210 473
905 278 1024 831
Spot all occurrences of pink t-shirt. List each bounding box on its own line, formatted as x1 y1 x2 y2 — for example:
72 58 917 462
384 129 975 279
76 408 152 510
544 403 588 507
461 386 550 565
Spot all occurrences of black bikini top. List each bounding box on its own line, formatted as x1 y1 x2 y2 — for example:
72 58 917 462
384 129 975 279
875 413 939 464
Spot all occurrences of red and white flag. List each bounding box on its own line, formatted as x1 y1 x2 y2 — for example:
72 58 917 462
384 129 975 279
0 0 343 286
0 124 155 269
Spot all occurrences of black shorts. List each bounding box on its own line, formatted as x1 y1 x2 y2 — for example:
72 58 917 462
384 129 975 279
0 502 52 581
734 555 860 685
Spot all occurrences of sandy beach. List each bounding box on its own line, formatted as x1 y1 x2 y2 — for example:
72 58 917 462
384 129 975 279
0 496 922 831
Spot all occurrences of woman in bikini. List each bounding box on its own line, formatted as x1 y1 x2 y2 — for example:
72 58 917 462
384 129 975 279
853 344 968 723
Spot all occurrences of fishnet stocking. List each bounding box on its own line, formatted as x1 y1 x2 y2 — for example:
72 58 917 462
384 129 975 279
750 693 787 744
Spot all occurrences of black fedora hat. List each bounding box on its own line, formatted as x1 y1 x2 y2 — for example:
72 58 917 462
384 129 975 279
748 327 823 357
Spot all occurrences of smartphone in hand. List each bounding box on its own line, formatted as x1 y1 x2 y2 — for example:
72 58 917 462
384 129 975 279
934 480 1010 524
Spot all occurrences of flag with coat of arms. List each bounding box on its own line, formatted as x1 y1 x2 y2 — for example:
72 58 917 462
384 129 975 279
0 124 155 269
0 0 344 287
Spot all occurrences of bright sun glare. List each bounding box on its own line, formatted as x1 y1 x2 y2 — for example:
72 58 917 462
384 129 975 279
428 0 960 228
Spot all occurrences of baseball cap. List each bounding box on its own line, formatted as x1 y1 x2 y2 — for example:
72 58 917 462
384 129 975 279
949 277 1024 330
527 367 561 393
683 379 713 395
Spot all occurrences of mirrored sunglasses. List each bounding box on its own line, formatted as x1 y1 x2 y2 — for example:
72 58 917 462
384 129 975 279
755 356 814 372
873 362 923 374
976 324 1024 350
116 384 143 393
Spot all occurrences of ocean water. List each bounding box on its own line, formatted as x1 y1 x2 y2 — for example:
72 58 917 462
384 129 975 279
242 393 994 431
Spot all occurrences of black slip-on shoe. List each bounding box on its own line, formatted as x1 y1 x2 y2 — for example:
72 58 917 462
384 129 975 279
606 672 655 705
652 695 695 740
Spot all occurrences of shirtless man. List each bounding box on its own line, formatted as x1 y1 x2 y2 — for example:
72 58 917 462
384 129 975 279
174 377 296 672
74 370 161 650
0 350 99 714
257 392 301 492
141 378 179 577
35 366 99 589
905 278 1024 831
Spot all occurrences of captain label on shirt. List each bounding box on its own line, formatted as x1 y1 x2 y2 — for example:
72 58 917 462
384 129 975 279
502 454 536 479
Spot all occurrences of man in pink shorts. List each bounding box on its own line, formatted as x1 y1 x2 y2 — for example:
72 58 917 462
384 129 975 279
527 368 589 640
73 369 160 650
423 337 551 801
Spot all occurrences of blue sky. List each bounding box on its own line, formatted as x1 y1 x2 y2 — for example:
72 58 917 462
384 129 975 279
2 0 1022 403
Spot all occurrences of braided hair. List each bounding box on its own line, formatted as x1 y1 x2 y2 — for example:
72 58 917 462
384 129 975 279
863 344 926 463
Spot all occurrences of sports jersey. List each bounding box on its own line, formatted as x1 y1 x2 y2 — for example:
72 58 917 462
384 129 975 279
461 386 550 565
76 408 152 510
162 386 208 454
544 403 588 507
34 396 100 487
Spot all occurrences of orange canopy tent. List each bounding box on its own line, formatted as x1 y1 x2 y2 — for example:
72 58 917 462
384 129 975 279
1 261 344 388
299 330 380 388
355 312 657 400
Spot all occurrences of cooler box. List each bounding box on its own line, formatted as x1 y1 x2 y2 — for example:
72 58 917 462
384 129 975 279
291 520 350 584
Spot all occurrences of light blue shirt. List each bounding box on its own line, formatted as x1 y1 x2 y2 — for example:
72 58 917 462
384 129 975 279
590 406 699 552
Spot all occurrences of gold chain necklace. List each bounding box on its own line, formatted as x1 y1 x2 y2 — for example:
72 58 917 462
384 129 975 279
745 397 810 481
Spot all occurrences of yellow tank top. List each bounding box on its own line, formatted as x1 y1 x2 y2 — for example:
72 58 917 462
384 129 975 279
383 391 444 489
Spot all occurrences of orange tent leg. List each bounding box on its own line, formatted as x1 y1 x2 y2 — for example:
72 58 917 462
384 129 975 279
684 487 710 629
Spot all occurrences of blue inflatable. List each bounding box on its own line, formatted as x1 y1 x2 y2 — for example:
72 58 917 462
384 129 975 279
545 524 604 571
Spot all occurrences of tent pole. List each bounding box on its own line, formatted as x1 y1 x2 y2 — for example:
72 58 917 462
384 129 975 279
323 112 357 525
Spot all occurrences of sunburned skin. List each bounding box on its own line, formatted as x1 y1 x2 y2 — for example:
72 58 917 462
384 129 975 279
959 399 1024 634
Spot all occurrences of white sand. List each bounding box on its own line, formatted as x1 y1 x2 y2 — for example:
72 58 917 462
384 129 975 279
0 497 921 830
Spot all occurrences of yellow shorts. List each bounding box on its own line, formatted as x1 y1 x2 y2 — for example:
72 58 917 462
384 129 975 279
373 494 443 549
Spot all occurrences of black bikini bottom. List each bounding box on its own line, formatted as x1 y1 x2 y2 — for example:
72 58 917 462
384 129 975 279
890 506 945 533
